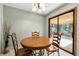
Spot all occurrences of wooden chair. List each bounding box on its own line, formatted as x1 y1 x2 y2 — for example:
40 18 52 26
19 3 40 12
46 33 61 56
32 32 40 37
11 32 32 56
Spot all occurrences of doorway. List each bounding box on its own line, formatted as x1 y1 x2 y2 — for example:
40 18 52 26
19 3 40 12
48 8 77 55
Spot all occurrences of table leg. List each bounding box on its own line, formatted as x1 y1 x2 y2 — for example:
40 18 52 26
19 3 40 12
32 49 45 56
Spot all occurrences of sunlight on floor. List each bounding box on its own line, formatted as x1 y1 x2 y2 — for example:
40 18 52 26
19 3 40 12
60 37 72 47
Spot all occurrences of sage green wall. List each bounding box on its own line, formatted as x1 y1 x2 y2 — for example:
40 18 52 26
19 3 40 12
0 4 4 53
45 3 79 55
3 6 46 48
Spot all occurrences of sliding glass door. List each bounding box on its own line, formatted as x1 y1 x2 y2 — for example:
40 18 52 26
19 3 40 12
59 12 73 53
48 8 76 55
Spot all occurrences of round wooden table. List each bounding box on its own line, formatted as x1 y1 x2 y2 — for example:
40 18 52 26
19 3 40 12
20 36 51 50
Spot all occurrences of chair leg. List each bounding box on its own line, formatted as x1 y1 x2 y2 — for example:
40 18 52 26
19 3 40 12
47 52 49 56
58 50 60 56
41 49 45 55
39 49 45 56
53 52 55 56
39 50 42 56
32 51 36 56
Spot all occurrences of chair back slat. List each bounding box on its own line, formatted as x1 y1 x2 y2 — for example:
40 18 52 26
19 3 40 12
11 32 18 55
32 32 40 37
52 33 61 47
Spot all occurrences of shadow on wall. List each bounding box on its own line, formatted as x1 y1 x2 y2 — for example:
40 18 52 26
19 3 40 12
3 21 11 54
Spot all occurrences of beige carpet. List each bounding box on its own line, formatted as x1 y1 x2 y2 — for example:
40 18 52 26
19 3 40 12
0 49 73 56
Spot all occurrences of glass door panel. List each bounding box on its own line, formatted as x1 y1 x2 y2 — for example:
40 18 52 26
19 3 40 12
50 17 58 35
59 12 73 53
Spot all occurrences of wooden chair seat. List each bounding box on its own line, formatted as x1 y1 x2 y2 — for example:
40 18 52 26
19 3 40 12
46 45 58 52
16 48 32 56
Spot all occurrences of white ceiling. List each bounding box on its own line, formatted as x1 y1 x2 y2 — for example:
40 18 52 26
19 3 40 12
3 3 63 15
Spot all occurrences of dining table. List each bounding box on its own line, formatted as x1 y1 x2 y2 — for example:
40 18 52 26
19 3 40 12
20 36 51 56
